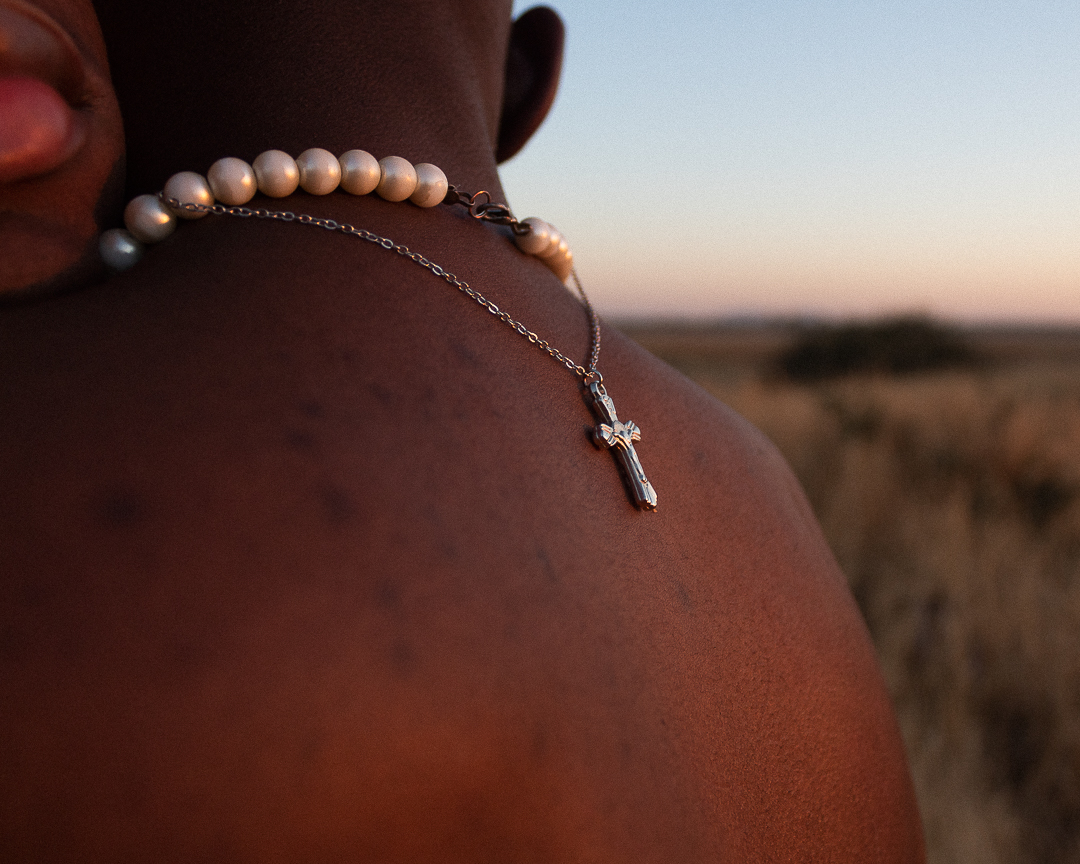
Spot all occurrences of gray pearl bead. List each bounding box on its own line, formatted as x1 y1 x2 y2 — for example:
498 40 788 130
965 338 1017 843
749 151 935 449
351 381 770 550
99 229 144 271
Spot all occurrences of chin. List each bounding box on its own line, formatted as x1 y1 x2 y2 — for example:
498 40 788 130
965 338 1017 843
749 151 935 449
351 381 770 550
0 213 103 299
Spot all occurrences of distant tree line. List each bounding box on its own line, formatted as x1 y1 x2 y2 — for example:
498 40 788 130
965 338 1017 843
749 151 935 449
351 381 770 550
775 317 981 382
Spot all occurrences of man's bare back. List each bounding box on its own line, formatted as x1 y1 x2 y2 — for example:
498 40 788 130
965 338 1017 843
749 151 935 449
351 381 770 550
0 1 924 859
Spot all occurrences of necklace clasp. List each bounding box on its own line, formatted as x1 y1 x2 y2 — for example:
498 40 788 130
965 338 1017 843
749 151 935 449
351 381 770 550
445 185 519 228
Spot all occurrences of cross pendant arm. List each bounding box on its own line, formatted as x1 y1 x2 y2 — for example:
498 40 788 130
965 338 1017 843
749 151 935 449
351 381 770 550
588 382 658 511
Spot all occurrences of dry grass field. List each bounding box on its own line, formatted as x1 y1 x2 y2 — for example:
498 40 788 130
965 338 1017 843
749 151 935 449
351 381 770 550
622 319 1080 864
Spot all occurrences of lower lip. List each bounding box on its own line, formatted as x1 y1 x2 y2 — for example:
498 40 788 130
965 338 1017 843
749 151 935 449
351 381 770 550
0 75 82 184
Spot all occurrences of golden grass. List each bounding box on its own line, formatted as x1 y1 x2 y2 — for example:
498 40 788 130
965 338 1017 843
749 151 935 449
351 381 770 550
628 324 1080 864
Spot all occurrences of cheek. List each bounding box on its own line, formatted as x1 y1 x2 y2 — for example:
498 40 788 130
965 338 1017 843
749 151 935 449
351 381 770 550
0 121 123 298
0 87 124 297
0 0 125 296
0 212 91 295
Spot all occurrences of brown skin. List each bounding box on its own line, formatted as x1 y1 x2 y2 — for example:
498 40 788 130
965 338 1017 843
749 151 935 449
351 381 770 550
0 0 124 295
0 1 925 860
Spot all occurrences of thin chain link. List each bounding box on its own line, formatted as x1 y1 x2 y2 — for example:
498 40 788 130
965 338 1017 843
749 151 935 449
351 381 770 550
164 197 602 382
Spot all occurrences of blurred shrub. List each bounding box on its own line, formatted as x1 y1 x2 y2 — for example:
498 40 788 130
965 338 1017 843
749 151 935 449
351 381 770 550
628 320 1080 863
774 317 981 382
673 343 1080 864
715 367 1080 864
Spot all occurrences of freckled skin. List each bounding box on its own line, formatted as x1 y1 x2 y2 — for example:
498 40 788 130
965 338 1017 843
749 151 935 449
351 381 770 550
0 2 925 861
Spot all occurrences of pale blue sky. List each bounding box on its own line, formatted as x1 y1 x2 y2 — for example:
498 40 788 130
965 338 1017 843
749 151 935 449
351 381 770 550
501 1 1080 321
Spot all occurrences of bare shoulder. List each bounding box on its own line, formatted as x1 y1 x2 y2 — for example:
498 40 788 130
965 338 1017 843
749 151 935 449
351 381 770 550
587 326 927 861
0 246 923 861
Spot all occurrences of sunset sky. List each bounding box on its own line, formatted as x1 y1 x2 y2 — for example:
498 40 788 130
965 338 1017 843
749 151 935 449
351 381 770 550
501 1 1080 322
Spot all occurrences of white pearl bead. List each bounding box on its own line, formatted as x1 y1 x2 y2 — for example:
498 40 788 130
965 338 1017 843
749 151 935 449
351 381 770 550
99 228 144 270
410 162 448 208
376 155 417 202
124 194 177 244
339 150 380 195
208 157 256 205
252 149 300 197
163 171 213 219
514 217 552 255
296 148 341 195
538 227 563 259
549 249 573 281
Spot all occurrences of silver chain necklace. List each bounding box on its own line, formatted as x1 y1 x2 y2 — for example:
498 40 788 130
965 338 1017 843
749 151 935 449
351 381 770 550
131 177 658 511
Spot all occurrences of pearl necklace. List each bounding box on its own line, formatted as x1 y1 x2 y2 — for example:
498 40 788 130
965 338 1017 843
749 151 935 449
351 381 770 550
100 148 657 511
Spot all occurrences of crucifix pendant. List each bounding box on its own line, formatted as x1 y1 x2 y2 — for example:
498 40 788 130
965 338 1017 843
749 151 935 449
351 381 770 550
588 380 658 511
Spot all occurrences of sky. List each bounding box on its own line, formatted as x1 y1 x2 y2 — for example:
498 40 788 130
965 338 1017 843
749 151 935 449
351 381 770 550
501 1 1080 322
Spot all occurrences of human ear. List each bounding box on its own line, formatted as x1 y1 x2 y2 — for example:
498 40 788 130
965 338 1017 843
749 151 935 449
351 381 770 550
495 5 564 164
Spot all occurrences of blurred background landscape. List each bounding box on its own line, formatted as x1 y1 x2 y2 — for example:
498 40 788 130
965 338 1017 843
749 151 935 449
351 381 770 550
621 319 1080 863
501 1 1080 860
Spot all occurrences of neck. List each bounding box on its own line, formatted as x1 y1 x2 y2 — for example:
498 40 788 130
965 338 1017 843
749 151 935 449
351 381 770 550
94 0 512 201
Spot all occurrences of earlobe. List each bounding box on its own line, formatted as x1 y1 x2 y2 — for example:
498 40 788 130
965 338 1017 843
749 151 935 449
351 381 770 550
496 6 564 164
